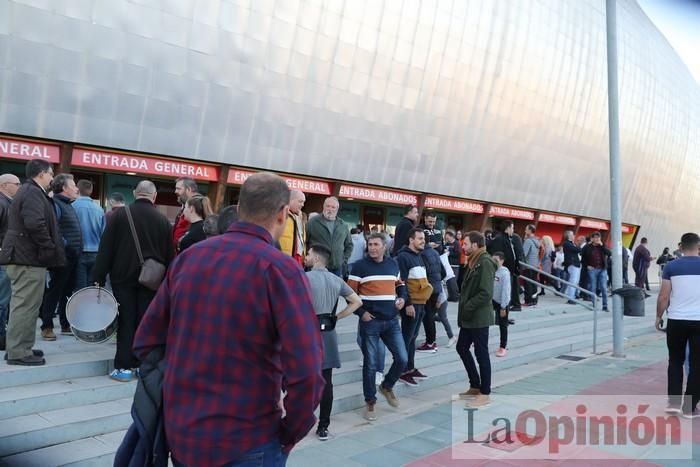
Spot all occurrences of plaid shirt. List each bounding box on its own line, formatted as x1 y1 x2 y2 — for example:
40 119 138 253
134 222 324 466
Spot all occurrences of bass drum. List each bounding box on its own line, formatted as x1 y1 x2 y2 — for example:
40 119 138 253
66 286 119 344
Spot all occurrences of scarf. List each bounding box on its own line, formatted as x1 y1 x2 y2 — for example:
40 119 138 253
467 246 487 271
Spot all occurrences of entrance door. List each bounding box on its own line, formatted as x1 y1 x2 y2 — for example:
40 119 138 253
363 206 385 232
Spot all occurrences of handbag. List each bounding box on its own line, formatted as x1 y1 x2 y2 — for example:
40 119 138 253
316 297 339 332
125 205 166 291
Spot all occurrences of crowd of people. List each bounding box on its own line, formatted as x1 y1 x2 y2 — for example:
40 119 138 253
2 160 695 465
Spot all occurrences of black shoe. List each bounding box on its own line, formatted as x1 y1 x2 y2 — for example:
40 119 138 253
316 427 329 441
644 293 651 299
602 307 609 312
508 319 515 325
0 335 4 351
567 300 577 305
4 349 44 360
510 306 522 312
6 354 45 366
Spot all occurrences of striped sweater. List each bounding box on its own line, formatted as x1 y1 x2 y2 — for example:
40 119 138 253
396 246 433 305
347 256 407 320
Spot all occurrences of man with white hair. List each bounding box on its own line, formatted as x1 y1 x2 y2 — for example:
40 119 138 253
306 197 352 277
92 180 174 382
0 173 20 351
279 189 307 266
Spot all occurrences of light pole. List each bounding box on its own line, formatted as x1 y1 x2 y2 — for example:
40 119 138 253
605 0 625 357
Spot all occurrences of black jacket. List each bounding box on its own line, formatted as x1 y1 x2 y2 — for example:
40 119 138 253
392 217 415 256
53 193 83 261
422 226 445 254
487 232 517 272
0 192 11 245
92 199 174 286
0 179 66 268
446 239 461 265
563 240 581 268
511 233 525 264
421 245 446 295
581 243 611 269
178 220 206 252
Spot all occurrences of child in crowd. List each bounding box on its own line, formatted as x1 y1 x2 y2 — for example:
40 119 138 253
492 252 511 357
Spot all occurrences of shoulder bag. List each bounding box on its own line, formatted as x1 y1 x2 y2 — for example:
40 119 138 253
125 205 166 291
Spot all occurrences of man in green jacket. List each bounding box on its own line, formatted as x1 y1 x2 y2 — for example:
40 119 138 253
306 197 353 277
457 231 496 408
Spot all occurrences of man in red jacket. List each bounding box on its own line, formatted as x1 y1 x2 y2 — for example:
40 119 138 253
172 177 198 251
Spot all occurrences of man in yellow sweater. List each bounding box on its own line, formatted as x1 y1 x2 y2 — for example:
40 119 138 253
279 190 306 266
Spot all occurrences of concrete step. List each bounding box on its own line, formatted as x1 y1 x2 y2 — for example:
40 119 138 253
0 375 137 421
0 399 133 458
0 431 125 467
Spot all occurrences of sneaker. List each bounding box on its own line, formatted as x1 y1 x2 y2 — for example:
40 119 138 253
682 409 700 419
41 329 56 341
602 307 609 312
110 368 135 383
316 427 329 441
508 319 515 325
446 336 458 348
459 388 481 400
567 300 577 305
495 347 507 357
364 402 377 421
375 372 384 386
399 374 418 387
379 384 400 408
465 394 492 409
665 403 682 414
60 326 73 336
416 342 437 353
408 368 428 379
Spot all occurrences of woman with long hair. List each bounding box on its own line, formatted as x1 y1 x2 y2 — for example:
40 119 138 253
539 235 556 295
178 195 214 252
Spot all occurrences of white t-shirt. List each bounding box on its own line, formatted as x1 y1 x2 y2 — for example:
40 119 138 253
662 256 700 321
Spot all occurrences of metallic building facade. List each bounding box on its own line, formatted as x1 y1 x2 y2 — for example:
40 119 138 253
0 0 698 247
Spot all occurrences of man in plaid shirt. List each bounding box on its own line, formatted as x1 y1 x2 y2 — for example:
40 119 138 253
134 173 324 466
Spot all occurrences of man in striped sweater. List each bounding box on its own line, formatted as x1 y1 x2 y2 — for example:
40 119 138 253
348 233 408 422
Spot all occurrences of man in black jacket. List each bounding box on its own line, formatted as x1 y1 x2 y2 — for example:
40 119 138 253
417 244 446 353
391 204 418 256
39 174 82 340
487 220 521 311
93 180 174 382
562 230 582 304
1 159 65 366
422 212 444 254
0 173 21 352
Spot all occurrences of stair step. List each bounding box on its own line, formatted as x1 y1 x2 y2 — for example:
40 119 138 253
0 351 113 389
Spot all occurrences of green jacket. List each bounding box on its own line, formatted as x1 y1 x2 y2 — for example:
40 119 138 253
305 215 353 270
458 251 496 329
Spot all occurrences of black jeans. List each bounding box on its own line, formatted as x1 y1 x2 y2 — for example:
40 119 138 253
40 256 79 330
509 270 521 308
666 318 700 411
318 368 333 430
111 283 156 370
456 327 491 395
523 269 538 305
423 293 439 345
401 304 425 372
493 301 508 349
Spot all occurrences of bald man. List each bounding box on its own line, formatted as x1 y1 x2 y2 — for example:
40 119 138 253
279 189 307 265
0 174 20 351
92 180 174 382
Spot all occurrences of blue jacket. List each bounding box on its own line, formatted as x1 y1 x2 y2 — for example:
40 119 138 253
72 196 105 253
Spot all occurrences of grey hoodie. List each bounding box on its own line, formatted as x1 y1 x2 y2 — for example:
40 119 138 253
523 236 541 267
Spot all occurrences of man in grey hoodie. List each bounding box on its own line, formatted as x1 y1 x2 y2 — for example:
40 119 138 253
522 225 541 306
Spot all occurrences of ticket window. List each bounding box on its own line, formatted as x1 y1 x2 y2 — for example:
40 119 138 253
489 217 531 236
363 206 385 233
536 223 569 246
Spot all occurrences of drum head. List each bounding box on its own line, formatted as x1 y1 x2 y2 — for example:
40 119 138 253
66 286 118 333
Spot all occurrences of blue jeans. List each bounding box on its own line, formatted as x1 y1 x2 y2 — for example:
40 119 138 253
401 304 425 372
173 440 288 467
359 317 407 402
587 267 608 308
456 327 491 395
565 265 581 300
76 252 98 290
357 321 385 373
0 266 10 337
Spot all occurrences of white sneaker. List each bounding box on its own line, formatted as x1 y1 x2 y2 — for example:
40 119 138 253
446 336 457 348
375 372 384 386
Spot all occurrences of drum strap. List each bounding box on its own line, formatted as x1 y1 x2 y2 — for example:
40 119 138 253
125 206 145 266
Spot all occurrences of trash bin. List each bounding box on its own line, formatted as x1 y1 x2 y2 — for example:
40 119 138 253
612 285 645 317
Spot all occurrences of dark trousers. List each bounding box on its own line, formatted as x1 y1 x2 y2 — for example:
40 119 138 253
457 266 466 291
493 301 508 349
318 368 333 430
401 304 425 372
40 257 79 330
111 283 156 370
509 270 521 308
456 327 491 395
523 269 538 305
76 252 98 290
666 319 700 411
423 293 439 345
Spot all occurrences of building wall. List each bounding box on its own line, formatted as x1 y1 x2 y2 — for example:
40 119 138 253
0 0 698 251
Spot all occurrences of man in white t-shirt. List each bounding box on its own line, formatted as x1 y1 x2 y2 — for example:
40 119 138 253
656 232 700 418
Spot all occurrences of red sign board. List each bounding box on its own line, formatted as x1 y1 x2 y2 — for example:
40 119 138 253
538 213 576 226
489 205 535 220
0 137 60 163
338 184 418 205
71 148 219 181
227 169 331 195
622 225 633 234
580 219 609 230
424 195 484 214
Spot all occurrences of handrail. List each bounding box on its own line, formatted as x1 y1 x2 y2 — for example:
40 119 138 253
517 261 600 354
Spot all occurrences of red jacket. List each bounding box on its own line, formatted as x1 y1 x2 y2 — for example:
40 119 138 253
172 210 190 252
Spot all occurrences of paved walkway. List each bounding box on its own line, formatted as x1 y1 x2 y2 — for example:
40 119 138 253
287 332 699 467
